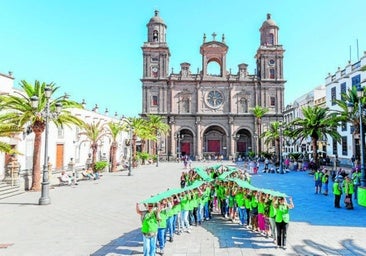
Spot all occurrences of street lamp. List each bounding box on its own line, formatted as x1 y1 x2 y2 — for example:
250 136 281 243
156 132 160 167
31 86 62 205
121 117 133 176
177 133 184 160
279 123 284 174
348 85 366 187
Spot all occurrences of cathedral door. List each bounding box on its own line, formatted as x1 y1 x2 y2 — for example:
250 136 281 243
181 142 190 156
208 140 220 154
237 142 246 155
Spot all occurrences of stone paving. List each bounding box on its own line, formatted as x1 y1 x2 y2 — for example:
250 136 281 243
0 161 366 256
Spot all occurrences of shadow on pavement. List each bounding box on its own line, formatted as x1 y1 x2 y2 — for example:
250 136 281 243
90 228 142 256
293 238 366 256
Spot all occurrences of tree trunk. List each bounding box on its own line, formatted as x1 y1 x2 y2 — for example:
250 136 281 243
91 143 98 171
110 142 117 172
132 134 137 167
30 123 45 191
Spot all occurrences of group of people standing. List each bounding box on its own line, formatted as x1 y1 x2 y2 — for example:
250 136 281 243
314 166 361 210
136 166 294 255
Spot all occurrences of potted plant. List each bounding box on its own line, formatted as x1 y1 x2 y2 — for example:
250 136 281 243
94 161 108 179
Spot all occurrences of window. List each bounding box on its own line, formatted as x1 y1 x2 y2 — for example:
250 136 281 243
332 139 337 155
270 96 276 107
352 74 361 86
340 82 346 101
341 136 347 156
240 98 248 113
267 33 274 45
153 30 158 42
182 98 190 113
341 121 347 131
152 95 158 106
57 127 64 138
269 69 275 79
331 87 336 106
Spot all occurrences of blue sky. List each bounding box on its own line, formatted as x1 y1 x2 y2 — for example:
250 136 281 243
0 0 365 117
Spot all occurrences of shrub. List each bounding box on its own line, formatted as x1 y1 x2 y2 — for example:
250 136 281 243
94 161 108 172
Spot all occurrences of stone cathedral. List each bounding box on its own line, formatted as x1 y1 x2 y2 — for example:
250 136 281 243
141 10 285 160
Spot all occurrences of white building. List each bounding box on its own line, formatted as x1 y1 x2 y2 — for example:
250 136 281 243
0 72 129 189
325 51 366 165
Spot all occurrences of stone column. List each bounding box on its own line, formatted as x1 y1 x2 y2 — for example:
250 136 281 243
195 117 202 161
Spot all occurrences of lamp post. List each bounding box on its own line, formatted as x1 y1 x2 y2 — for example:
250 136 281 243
121 117 133 176
177 133 184 161
279 123 284 174
348 85 366 187
156 133 160 167
31 86 62 205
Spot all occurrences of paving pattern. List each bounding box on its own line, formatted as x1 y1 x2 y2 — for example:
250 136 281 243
0 161 365 256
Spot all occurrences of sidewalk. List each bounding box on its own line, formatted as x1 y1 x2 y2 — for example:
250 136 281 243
0 161 365 256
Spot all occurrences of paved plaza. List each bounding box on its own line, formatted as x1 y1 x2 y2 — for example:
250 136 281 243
1 161 366 256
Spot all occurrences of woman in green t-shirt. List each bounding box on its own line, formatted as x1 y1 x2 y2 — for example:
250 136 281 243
136 202 161 256
274 197 294 250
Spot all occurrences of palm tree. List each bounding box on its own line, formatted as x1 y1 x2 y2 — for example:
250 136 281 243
261 121 282 163
146 114 170 155
0 123 23 153
252 105 269 155
288 106 342 168
0 80 83 191
79 121 106 171
106 121 124 172
126 117 150 167
335 83 366 161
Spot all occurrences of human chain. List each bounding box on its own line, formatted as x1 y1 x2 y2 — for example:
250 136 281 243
136 165 294 255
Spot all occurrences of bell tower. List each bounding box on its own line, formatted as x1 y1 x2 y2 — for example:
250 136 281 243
141 10 170 80
255 13 285 114
255 13 284 80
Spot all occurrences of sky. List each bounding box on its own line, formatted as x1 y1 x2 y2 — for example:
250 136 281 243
0 0 365 117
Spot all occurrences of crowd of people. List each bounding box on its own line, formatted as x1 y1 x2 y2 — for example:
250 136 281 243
313 166 361 210
136 165 294 256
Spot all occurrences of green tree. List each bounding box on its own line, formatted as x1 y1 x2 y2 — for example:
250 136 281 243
124 117 147 167
106 121 124 172
0 123 23 154
288 106 342 168
252 105 269 154
146 114 170 155
261 121 282 163
0 80 83 191
79 120 106 171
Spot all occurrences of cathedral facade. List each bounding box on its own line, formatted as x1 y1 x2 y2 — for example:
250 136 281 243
141 11 285 160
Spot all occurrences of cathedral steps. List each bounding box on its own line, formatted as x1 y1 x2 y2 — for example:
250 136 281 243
0 182 24 200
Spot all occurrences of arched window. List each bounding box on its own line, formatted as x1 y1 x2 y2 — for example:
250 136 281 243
153 30 158 42
269 69 275 79
240 98 248 113
182 98 190 113
267 33 274 45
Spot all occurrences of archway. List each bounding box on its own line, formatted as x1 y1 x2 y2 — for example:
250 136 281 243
178 129 194 158
202 125 227 159
234 129 254 159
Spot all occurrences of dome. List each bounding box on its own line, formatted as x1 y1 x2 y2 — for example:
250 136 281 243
149 10 165 25
261 13 277 27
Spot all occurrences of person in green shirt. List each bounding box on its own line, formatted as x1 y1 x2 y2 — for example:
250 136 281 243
235 188 246 226
314 169 323 194
274 196 294 250
157 199 171 255
136 202 161 256
343 176 354 210
333 178 342 208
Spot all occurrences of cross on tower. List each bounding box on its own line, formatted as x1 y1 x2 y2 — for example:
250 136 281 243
212 32 217 41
